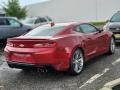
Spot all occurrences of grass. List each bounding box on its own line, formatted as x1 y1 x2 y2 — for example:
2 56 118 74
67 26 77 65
90 20 106 27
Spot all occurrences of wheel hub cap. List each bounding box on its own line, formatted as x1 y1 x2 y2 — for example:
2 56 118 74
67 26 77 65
73 50 84 73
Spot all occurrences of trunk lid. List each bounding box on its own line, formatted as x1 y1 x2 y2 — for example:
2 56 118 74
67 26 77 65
7 36 56 48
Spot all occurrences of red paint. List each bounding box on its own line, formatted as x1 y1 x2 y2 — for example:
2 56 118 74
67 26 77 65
4 23 113 71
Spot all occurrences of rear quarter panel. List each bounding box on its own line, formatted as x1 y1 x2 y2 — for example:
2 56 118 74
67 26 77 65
52 33 85 65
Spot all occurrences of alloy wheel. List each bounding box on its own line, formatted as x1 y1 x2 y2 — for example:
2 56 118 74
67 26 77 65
70 49 84 75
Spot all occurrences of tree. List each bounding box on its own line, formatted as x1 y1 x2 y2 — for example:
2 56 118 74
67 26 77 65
3 0 27 19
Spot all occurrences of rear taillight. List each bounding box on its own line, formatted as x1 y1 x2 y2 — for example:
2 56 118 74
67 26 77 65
34 42 57 48
7 42 14 47
6 40 56 48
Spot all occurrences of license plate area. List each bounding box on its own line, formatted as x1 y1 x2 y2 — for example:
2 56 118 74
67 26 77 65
11 53 33 63
114 34 120 38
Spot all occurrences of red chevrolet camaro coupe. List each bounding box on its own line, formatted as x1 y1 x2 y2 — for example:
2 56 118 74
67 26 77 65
4 22 115 75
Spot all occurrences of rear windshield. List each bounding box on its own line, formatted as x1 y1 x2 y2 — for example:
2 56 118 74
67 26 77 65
25 26 64 36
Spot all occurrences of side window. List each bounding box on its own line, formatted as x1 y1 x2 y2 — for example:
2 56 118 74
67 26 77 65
35 18 41 24
75 25 83 32
0 19 8 25
47 17 52 21
80 24 97 33
40 18 47 23
8 19 21 27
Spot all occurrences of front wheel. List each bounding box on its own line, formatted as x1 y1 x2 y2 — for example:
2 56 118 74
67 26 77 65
69 49 84 75
108 38 115 54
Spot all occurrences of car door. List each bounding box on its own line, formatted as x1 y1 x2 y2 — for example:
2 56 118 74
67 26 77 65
0 18 11 39
7 18 28 37
79 24 102 58
35 17 47 27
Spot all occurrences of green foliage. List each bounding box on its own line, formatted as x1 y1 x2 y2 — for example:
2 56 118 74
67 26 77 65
90 21 106 27
3 0 27 19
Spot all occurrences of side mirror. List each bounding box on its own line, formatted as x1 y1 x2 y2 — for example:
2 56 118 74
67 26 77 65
50 22 55 27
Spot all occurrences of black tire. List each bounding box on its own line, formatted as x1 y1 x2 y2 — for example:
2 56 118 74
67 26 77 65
108 38 115 54
22 68 31 71
69 49 84 75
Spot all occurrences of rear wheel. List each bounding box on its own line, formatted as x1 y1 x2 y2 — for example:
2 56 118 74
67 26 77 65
69 49 84 75
108 38 115 54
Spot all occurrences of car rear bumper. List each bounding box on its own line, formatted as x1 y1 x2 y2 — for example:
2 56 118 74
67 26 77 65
5 47 59 64
6 58 69 71
7 61 36 68
114 35 120 42
7 60 52 70
115 39 120 42
5 46 70 71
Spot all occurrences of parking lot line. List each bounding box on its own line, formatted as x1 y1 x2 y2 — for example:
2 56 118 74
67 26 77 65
79 68 110 89
112 58 120 65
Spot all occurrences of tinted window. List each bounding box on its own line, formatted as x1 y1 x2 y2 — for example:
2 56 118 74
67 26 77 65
35 18 41 24
8 19 21 27
0 18 8 25
47 17 52 21
110 12 120 22
25 26 64 36
80 24 97 33
75 26 83 32
40 18 47 22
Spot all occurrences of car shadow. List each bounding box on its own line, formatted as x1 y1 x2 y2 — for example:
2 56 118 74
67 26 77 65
0 43 6 52
13 44 120 78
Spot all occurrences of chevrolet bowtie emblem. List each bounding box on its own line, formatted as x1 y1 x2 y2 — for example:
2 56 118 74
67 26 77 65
19 44 24 47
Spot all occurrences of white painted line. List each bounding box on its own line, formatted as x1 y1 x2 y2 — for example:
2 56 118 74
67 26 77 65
79 68 110 89
112 58 120 65
0 62 10 70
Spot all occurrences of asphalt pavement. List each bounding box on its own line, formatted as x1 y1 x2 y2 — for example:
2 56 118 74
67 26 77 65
0 44 120 90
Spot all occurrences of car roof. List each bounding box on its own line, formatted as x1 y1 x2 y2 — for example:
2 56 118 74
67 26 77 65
39 22 86 28
29 16 50 18
44 22 79 26
34 23 73 29
0 17 18 19
55 22 77 26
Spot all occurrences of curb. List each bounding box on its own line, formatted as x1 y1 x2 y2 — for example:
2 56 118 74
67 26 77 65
100 78 120 90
